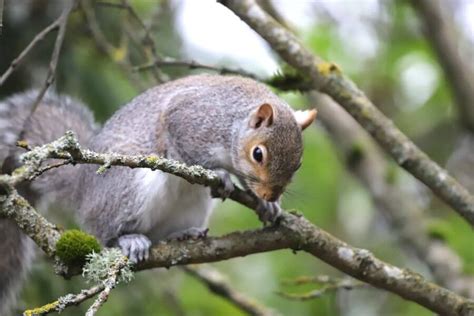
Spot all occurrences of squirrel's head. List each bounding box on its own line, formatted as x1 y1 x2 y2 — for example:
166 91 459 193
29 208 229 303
235 103 317 202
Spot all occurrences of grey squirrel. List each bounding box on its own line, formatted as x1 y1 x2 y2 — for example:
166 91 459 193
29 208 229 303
0 74 316 314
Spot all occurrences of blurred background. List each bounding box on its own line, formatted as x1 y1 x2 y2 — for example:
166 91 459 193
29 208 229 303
1 0 473 315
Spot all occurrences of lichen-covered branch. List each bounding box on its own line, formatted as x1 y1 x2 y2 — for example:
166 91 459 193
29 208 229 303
0 186 60 257
23 285 104 316
137 213 474 315
3 133 474 315
218 0 474 227
85 253 129 316
183 265 277 316
312 92 474 298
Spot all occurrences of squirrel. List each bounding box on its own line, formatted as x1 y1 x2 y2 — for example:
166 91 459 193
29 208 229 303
0 74 316 314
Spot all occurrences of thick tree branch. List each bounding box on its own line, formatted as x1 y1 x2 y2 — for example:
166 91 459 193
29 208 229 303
312 92 474 298
409 0 474 132
218 0 474 227
1 133 473 315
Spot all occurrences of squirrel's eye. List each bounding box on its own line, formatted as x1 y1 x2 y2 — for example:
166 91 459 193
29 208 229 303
252 146 264 163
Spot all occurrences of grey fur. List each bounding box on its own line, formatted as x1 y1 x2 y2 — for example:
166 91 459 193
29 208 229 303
0 74 305 313
76 74 303 246
0 90 97 316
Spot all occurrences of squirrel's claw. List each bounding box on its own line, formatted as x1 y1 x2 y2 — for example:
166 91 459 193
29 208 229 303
117 234 152 264
211 169 235 200
256 200 282 225
166 227 209 241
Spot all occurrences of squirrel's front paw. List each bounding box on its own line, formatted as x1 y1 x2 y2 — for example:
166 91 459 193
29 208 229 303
211 169 235 200
166 227 209 241
256 200 282 225
117 234 152 264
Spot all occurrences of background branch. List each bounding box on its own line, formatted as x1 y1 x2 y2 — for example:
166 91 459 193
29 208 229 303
183 265 277 316
409 0 474 132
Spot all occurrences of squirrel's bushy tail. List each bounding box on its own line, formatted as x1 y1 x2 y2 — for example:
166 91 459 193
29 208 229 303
0 91 98 315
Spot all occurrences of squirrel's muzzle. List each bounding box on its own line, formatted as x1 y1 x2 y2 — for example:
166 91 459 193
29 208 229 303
254 185 283 202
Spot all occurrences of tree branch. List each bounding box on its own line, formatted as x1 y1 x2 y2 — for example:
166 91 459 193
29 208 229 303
183 265 277 316
218 0 474 227
409 0 474 132
23 285 104 316
0 3 70 86
312 92 474 298
19 0 76 140
1 132 473 315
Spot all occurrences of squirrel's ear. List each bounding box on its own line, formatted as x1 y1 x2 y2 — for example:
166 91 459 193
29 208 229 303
249 103 274 128
294 109 317 131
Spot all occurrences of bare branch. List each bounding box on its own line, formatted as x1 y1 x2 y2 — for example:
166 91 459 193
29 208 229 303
278 275 366 301
218 0 474 227
0 0 4 36
23 0 76 127
409 0 474 132
133 57 262 80
0 5 66 86
183 265 277 316
79 0 147 91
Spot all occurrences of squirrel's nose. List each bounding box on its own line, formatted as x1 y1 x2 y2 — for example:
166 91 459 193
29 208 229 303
256 186 281 202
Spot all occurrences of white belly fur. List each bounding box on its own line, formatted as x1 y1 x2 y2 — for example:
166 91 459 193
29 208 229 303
134 169 215 242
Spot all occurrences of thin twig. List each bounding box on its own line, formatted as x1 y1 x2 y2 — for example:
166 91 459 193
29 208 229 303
23 285 104 316
219 0 474 227
133 57 261 80
0 0 4 36
278 275 366 301
85 255 129 316
16 0 76 149
122 0 167 82
0 11 62 86
80 0 146 91
183 265 277 316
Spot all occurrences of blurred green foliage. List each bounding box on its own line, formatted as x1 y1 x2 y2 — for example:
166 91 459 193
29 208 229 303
0 0 471 315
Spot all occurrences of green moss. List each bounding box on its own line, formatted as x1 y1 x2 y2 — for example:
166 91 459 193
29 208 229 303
266 66 312 92
56 229 101 266
346 142 365 167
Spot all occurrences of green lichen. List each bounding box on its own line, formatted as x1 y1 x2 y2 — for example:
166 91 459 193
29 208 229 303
12 165 27 176
145 155 160 165
56 229 101 266
316 62 342 76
